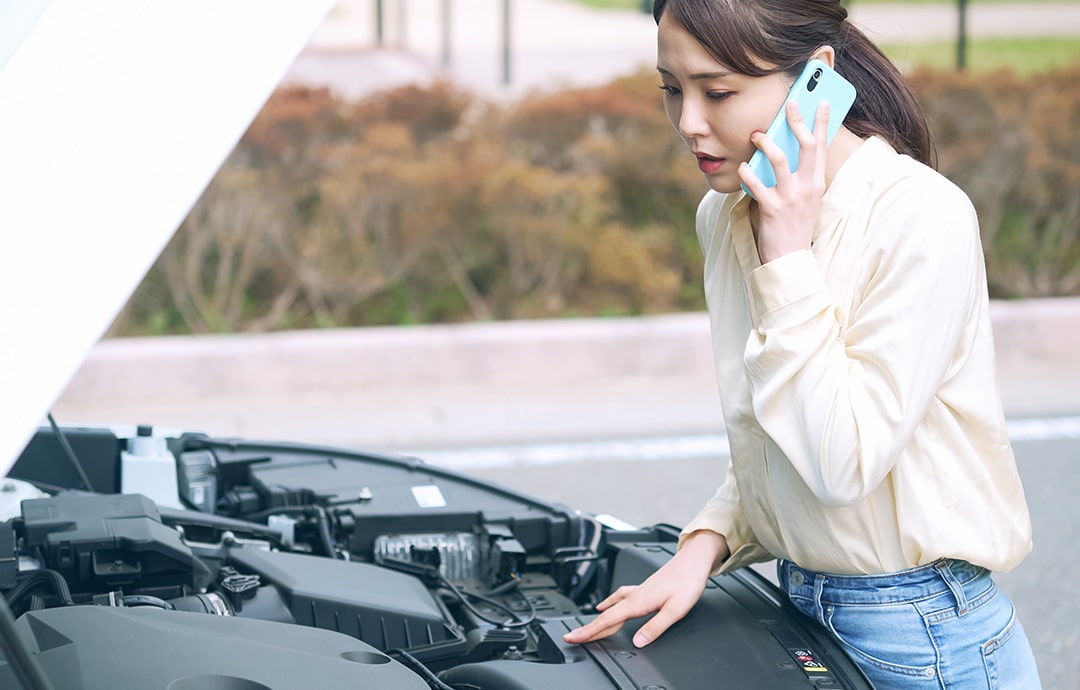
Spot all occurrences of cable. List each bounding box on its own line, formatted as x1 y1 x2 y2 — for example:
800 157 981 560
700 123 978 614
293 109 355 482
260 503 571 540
386 648 460 690
313 506 336 559
46 413 94 492
5 570 74 615
377 554 537 629
436 572 536 629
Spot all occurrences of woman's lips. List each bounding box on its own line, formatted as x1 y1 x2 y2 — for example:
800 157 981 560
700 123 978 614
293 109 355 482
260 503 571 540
696 154 725 174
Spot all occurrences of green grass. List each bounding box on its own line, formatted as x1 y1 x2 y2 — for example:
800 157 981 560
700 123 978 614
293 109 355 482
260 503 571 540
567 0 1080 76
569 0 1074 8
850 0 1073 4
883 36 1080 74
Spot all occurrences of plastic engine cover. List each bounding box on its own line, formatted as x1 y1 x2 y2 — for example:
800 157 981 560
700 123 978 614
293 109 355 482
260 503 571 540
0 605 428 689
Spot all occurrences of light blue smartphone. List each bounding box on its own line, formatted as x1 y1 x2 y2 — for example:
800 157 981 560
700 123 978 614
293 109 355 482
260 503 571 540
741 58 857 198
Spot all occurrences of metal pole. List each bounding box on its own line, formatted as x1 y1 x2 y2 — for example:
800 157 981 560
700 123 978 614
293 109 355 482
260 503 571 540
956 0 968 71
501 0 511 86
375 0 385 47
441 0 452 68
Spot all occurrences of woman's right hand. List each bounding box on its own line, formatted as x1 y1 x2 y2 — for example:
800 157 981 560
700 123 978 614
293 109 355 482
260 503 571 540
738 98 831 265
562 530 729 648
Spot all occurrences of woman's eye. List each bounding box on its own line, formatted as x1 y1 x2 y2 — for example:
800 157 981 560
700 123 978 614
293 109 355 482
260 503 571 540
658 85 681 97
707 91 733 101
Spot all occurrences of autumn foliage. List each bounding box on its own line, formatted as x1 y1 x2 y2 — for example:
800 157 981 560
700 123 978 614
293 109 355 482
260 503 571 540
113 65 1080 335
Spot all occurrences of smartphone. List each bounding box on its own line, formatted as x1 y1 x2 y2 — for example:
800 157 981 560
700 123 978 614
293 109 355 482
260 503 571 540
741 59 856 198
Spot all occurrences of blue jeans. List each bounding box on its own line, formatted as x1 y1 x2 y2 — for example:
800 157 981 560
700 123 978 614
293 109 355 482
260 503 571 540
778 559 1042 689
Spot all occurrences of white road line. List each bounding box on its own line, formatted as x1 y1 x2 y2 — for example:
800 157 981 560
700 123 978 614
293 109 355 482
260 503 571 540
415 416 1080 471
414 434 731 470
1006 416 1080 442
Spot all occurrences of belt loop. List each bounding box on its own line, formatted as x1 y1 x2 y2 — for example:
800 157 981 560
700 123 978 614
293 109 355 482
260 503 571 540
813 574 828 625
935 560 970 616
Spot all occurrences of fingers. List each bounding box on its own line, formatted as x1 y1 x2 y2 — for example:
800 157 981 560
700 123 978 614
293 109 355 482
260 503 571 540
561 609 627 644
566 584 698 648
738 159 768 200
563 537 719 648
747 99 831 186
562 594 640 644
749 126 790 186
631 601 689 648
563 583 664 645
743 100 832 263
783 98 831 181
595 584 636 611
812 100 830 179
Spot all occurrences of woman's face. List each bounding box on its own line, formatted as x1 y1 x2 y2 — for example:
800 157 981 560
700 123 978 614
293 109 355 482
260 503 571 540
656 12 793 194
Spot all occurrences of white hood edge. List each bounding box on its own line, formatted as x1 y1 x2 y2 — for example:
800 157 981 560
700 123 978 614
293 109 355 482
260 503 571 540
0 0 335 477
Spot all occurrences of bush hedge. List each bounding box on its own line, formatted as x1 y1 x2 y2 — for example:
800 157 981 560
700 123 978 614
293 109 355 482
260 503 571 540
112 64 1080 336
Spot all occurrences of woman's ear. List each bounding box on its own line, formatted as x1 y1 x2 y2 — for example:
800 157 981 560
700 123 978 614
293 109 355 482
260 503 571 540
811 45 836 68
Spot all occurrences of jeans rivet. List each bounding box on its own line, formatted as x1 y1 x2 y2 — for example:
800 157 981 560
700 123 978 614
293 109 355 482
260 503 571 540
789 571 805 587
923 668 936 677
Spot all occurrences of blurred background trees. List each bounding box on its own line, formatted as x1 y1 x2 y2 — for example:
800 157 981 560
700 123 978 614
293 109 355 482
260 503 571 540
112 60 1080 335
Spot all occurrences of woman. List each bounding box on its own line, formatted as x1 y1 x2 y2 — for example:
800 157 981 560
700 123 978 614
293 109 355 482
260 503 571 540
563 1 1042 687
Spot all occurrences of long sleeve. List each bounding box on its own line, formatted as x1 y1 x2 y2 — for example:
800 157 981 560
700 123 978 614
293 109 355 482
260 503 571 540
743 178 981 508
682 137 1031 575
678 464 772 574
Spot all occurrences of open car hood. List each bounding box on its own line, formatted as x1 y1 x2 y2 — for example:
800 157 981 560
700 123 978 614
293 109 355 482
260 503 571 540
0 0 335 478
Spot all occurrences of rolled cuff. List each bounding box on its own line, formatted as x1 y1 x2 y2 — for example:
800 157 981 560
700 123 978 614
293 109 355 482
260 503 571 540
747 249 829 328
678 508 771 576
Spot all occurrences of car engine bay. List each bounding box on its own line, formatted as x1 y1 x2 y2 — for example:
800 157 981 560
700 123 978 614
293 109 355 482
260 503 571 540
1 425 871 689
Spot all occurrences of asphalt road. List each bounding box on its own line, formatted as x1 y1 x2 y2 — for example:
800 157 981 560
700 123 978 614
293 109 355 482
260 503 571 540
433 430 1080 689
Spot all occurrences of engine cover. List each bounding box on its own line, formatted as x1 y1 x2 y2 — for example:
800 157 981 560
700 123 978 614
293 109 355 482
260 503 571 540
2 605 428 689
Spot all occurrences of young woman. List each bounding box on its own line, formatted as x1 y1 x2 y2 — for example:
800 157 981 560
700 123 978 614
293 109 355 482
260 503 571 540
563 1 1042 687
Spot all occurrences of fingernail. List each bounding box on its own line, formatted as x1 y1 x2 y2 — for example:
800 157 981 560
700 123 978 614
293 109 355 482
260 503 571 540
633 633 649 648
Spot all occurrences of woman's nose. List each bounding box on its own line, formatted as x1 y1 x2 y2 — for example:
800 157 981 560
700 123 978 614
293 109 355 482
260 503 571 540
677 98 709 139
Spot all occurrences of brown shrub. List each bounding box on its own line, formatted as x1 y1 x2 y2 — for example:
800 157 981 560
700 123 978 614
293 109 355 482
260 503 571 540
112 65 1080 336
910 66 1080 297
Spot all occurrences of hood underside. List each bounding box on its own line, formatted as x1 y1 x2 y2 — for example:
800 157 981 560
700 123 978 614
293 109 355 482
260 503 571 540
0 0 334 477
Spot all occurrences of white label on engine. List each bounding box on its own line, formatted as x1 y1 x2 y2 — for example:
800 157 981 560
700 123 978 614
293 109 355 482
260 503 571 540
411 485 447 508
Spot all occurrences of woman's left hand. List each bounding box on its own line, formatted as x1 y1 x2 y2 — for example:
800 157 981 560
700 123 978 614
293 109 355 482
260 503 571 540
738 99 831 264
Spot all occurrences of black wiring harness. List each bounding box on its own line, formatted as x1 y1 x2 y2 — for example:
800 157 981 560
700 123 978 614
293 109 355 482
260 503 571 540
4 569 74 617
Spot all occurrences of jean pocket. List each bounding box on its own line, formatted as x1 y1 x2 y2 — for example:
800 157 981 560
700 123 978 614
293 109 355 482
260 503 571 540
825 602 939 680
982 604 1042 690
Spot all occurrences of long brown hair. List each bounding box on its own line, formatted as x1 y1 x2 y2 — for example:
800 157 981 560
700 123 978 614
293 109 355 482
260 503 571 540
652 0 936 167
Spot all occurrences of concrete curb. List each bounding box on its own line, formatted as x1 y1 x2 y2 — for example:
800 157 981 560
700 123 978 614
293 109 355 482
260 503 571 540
51 298 1080 451
58 312 715 403
61 298 1080 401
989 297 1080 361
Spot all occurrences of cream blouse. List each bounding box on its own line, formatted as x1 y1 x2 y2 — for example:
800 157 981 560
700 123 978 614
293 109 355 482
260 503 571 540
680 136 1033 576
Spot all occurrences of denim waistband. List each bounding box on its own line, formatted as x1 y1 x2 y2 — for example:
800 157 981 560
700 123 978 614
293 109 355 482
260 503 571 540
779 558 991 608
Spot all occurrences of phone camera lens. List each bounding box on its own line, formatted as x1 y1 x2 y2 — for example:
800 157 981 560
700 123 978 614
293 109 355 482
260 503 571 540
813 68 823 80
